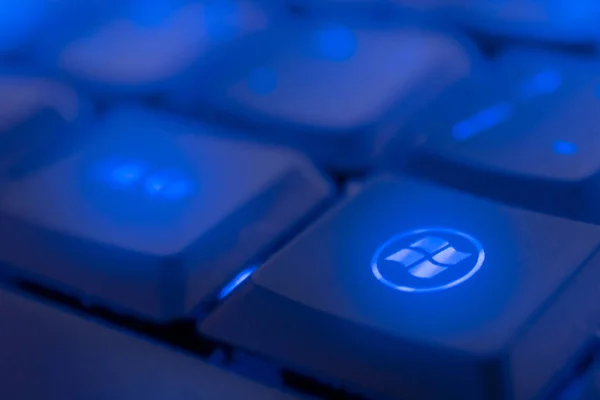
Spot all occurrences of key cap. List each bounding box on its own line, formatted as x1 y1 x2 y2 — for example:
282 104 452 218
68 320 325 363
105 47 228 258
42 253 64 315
33 0 271 94
0 71 90 182
393 50 600 223
201 176 600 400
0 106 332 322
0 288 302 400
168 22 472 171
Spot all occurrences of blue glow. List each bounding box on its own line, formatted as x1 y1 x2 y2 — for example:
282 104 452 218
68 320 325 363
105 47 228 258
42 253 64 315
96 159 193 201
519 69 562 99
315 25 357 61
452 102 513 141
553 140 578 155
371 228 485 293
144 174 170 196
110 163 146 186
248 67 277 95
0 0 44 51
218 265 258 300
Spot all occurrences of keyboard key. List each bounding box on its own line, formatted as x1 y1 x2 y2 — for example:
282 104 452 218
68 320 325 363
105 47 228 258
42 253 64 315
169 23 472 170
0 106 332 322
0 288 302 400
33 0 270 93
201 176 600 399
393 50 600 223
0 72 90 182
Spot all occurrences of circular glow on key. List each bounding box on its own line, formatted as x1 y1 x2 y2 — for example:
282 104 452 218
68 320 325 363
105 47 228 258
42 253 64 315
371 228 485 293
553 140 577 155
110 163 146 186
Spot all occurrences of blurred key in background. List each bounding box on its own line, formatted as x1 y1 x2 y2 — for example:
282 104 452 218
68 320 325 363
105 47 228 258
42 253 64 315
287 0 600 43
29 0 278 95
168 20 474 171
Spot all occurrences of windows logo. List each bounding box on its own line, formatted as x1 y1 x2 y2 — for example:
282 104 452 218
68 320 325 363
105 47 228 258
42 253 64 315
371 228 485 293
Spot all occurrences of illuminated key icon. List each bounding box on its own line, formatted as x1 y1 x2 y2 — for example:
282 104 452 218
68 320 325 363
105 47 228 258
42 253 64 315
385 236 472 279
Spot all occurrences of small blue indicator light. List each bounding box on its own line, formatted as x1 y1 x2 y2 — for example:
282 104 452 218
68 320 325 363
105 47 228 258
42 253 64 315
519 69 562 99
452 102 513 141
110 163 145 187
315 25 357 61
248 67 277 95
218 265 258 300
553 140 578 155
371 228 485 293
95 159 193 202
144 174 169 196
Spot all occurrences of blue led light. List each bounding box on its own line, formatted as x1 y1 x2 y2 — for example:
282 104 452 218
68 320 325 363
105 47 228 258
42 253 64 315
315 25 357 61
144 173 170 196
519 69 562 99
110 163 145 186
95 159 193 201
371 228 485 293
218 265 258 300
452 102 513 141
553 140 578 155
248 67 277 95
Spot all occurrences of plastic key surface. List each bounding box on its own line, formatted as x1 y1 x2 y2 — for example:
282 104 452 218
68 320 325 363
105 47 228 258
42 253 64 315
395 50 600 223
169 23 472 171
0 288 302 400
201 176 600 400
0 106 332 322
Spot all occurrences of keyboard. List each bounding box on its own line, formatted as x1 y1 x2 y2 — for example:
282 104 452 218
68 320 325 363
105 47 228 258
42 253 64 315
3 1 600 399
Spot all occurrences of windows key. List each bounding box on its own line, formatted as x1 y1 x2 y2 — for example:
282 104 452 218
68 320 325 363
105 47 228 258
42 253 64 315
201 176 600 399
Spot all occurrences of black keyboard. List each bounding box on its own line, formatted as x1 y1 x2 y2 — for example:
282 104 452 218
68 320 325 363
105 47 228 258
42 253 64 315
2 1 600 399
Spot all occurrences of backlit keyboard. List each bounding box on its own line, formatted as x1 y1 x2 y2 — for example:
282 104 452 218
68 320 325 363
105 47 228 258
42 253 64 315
2 1 600 399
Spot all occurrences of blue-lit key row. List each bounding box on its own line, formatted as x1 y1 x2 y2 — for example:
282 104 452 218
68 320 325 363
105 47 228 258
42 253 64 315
450 68 580 155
